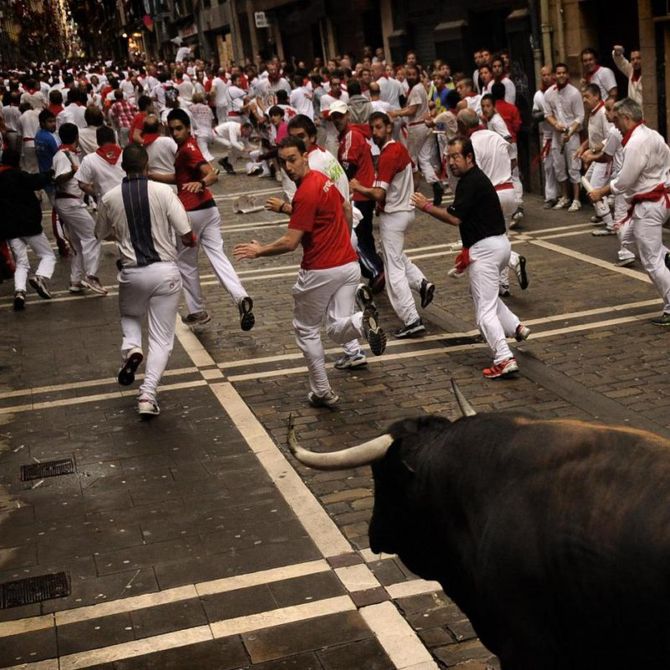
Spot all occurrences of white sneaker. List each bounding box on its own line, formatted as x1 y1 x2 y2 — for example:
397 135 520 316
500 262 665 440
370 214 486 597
138 396 160 417
552 196 570 210
307 390 340 408
334 352 368 370
567 200 582 212
447 267 466 279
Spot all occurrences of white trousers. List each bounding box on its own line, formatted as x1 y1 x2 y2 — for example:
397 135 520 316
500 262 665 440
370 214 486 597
196 134 215 162
468 235 520 364
551 133 581 184
55 200 101 282
211 136 242 163
632 200 670 312
118 262 182 401
177 206 247 313
21 145 38 173
540 137 559 201
379 211 425 325
497 189 520 288
9 233 56 292
292 261 365 396
215 104 228 124
407 126 439 184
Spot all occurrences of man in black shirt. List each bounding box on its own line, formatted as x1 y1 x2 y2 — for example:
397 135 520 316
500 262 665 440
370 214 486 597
412 137 530 378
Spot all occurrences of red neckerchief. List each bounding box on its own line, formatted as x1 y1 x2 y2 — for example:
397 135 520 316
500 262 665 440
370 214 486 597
591 100 605 115
48 103 64 115
584 65 601 83
631 69 642 83
25 87 39 95
468 125 487 136
621 121 644 147
0 165 13 173
143 133 160 146
96 143 122 165
306 144 319 154
59 143 77 152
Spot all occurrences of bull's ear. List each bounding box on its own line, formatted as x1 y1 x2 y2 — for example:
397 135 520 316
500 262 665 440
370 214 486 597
396 441 420 475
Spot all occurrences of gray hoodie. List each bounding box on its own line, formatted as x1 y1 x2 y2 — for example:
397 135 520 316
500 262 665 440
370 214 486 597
347 94 372 124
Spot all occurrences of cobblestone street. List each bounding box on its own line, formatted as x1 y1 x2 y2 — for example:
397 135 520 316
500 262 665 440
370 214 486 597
1 164 670 670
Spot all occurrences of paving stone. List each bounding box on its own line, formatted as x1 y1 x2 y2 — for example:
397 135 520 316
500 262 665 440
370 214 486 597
130 597 209 639
57 611 135 655
0 626 58 666
318 636 394 669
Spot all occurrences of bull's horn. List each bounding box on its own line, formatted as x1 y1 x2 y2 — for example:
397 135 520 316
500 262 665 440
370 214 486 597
450 379 477 417
287 415 392 470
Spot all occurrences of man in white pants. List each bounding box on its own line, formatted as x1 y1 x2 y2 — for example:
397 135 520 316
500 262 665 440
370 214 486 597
0 148 56 310
589 98 670 327
544 63 585 212
234 136 387 408
389 66 444 206
96 145 195 417
412 137 530 379
351 111 435 339
457 109 528 296
212 121 254 175
151 109 254 330
52 123 107 295
532 66 559 208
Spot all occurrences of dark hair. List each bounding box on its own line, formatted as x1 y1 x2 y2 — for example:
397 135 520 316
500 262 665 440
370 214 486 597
121 144 148 174
58 122 79 144
96 125 116 146
1 148 20 167
481 93 494 105
137 95 152 111
49 89 63 104
287 114 317 138
491 82 505 101
84 104 104 126
167 108 191 127
278 136 306 154
268 105 284 118
276 89 289 104
347 79 362 96
581 47 599 61
554 62 569 72
448 136 475 162
369 111 392 126
38 109 55 126
478 64 492 74
143 115 160 135
585 83 601 98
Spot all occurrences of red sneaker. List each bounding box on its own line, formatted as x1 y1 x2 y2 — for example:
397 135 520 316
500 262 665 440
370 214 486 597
483 358 519 379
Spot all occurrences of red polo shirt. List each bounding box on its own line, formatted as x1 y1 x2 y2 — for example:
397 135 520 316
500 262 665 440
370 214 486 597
338 125 375 203
175 136 214 211
289 170 357 270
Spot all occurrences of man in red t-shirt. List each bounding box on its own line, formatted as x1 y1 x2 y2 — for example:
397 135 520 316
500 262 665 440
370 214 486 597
234 136 387 408
150 108 254 330
329 100 385 292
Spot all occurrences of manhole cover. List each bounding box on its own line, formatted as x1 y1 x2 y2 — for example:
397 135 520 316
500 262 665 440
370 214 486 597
21 459 75 481
0 572 70 608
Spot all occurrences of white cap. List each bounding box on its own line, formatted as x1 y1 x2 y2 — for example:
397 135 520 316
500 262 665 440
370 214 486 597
328 100 349 116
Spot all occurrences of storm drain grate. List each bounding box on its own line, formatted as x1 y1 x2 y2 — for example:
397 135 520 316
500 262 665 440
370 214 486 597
21 458 75 481
0 572 70 609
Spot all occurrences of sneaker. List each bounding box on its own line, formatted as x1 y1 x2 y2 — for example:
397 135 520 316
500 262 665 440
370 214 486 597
499 285 511 297
512 255 529 290
362 307 387 355
590 215 603 224
248 166 263 177
82 275 108 295
118 347 144 386
651 312 670 327
355 283 376 315
615 256 635 267
419 279 435 309
552 196 570 210
137 396 160 417
182 310 212 325
543 199 557 209
307 389 340 408
238 296 255 331
592 228 616 236
334 352 368 369
432 182 444 207
393 319 425 339
13 290 26 311
218 157 235 174
29 275 51 299
69 282 84 294
447 267 466 279
567 200 582 212
369 271 385 295
510 207 524 228
515 324 531 342
483 357 519 379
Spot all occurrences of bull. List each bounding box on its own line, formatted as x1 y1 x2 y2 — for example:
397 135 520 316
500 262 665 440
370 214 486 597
288 381 670 669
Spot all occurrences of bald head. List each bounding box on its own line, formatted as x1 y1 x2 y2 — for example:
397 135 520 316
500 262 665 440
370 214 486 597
457 108 479 130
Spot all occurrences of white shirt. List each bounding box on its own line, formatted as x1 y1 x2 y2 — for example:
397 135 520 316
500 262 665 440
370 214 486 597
544 83 584 141
612 51 642 107
60 104 87 129
53 149 84 199
377 76 403 109
96 178 191 267
486 112 511 141
2 105 20 132
610 124 670 201
228 86 246 114
464 94 482 116
602 126 624 178
484 77 516 104
406 84 430 125
211 77 230 107
174 79 194 105
532 89 553 140
470 128 513 187
78 126 101 156
75 150 125 196
370 99 392 114
587 66 617 99
374 140 414 213
20 89 47 111
213 121 246 151
17 109 40 144
190 103 214 137
284 146 350 202
146 136 178 174
289 86 314 120
587 103 610 151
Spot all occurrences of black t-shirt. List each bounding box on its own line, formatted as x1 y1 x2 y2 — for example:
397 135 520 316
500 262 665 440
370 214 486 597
447 166 506 249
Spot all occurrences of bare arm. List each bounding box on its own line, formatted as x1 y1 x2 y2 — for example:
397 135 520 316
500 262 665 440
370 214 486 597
350 178 386 203
411 192 461 226
234 228 304 259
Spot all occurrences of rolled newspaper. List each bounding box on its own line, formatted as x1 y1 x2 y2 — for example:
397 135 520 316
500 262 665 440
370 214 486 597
580 176 594 193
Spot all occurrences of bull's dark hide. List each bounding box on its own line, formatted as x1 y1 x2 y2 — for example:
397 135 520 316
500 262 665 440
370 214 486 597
369 413 670 669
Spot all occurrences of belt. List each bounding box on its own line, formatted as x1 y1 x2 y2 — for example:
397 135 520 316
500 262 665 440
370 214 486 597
55 192 79 200
228 111 241 116
495 182 514 191
23 137 34 142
